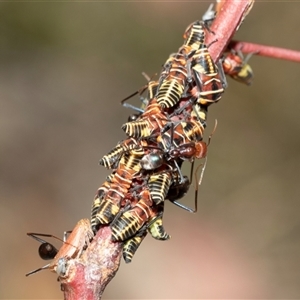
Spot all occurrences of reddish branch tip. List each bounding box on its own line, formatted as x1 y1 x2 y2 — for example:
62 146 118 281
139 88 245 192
228 40 300 63
61 226 122 300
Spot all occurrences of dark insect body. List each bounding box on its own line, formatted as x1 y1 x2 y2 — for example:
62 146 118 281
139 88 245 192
26 219 93 277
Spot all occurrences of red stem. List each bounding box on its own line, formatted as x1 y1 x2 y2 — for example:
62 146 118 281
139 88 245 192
60 227 122 300
228 40 300 63
206 0 255 62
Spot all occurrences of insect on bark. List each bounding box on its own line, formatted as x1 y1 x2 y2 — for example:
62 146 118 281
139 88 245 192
26 218 93 277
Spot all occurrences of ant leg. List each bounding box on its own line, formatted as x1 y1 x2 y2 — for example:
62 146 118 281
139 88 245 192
201 19 215 35
25 263 51 277
121 71 158 113
164 121 185 183
216 59 228 89
207 38 218 49
171 200 196 213
193 157 208 213
121 95 145 113
121 78 149 113
27 233 64 244
169 97 196 118
189 159 195 184
141 71 152 82
182 53 196 98
202 3 216 23
169 161 196 213
207 119 218 147
174 160 185 184
171 157 207 214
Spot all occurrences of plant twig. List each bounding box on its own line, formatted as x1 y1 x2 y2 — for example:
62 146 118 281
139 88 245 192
228 40 300 63
206 0 255 62
60 226 122 300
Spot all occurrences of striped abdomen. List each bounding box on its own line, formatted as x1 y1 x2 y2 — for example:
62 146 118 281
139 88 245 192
111 193 153 242
148 216 170 241
192 48 225 105
183 20 206 51
122 233 147 263
92 151 144 228
182 120 205 142
122 113 168 139
99 144 124 169
91 174 114 231
99 138 139 169
157 53 189 109
156 80 184 109
122 119 150 138
122 215 170 263
158 119 205 152
191 103 208 125
148 172 172 205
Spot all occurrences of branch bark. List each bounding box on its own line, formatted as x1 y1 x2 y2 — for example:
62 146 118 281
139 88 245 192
206 0 255 62
228 40 300 63
60 226 122 300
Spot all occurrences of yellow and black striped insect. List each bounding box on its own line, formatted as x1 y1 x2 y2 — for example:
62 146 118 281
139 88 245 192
183 20 207 52
122 231 147 263
156 20 226 110
115 153 208 263
121 96 170 139
91 147 146 233
147 171 173 205
99 138 146 170
156 51 193 109
155 20 210 110
110 176 174 242
190 37 226 106
110 189 154 242
222 50 253 85
122 208 170 263
172 19 227 107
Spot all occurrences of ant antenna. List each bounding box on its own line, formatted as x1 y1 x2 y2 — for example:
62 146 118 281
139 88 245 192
25 263 51 277
207 119 218 147
193 157 208 213
25 231 76 277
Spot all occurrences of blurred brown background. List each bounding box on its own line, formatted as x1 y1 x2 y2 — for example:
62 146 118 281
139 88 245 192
1 1 300 299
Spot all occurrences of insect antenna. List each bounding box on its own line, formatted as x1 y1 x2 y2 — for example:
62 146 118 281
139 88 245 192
26 231 77 277
25 263 51 277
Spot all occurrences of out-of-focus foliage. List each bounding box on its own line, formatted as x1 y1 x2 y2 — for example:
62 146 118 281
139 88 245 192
1 2 300 299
